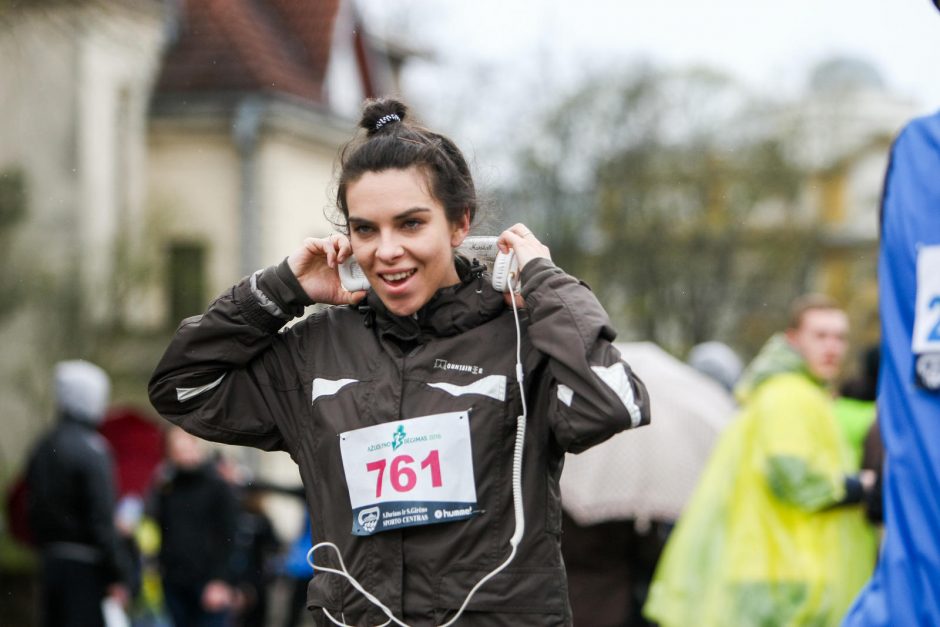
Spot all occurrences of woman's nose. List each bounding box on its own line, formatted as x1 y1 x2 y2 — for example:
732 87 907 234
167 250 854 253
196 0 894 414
375 235 404 262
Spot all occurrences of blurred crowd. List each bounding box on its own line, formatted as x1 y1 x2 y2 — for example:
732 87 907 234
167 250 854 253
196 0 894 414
6 362 316 627
4 287 885 627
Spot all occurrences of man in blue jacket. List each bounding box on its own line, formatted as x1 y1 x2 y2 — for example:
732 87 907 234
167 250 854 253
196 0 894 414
844 5 940 620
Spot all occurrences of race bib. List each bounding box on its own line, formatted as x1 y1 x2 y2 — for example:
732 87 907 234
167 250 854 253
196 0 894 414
339 411 479 536
913 245 940 391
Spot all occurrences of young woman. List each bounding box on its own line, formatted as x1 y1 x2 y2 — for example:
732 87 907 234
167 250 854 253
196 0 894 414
149 98 650 626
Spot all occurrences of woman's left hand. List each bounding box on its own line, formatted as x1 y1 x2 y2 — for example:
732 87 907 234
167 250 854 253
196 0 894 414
497 223 551 271
497 224 551 307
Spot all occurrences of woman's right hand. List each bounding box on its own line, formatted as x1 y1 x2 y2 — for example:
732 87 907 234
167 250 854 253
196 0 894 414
286 234 367 305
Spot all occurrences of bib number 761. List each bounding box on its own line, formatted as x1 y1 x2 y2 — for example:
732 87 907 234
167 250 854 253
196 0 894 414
366 450 443 498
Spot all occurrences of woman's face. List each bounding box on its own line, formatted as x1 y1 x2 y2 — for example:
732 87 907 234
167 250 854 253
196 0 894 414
346 166 469 316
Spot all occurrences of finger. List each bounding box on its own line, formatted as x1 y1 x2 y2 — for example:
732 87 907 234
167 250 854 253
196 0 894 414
499 224 538 251
303 237 323 253
300 237 332 263
330 233 355 266
503 291 525 309
342 289 368 305
325 234 345 268
334 235 353 263
508 223 534 239
498 229 525 253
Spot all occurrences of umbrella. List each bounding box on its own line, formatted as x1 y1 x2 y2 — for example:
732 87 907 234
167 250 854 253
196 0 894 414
99 406 164 497
560 341 737 526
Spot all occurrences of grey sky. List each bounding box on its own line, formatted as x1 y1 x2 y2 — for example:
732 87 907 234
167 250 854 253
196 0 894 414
361 0 940 114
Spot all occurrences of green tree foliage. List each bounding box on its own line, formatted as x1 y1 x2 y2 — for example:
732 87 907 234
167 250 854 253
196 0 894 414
501 66 818 357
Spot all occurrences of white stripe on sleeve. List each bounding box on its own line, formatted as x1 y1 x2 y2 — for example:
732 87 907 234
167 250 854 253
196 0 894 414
176 375 226 402
591 363 643 427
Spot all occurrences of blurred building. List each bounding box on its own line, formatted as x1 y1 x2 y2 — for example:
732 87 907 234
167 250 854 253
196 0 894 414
0 0 408 532
0 0 169 497
146 0 407 327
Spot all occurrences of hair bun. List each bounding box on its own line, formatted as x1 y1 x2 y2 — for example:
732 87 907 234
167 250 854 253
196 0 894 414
360 98 408 136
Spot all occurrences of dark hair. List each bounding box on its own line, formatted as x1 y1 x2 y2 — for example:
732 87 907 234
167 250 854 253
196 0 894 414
335 98 477 229
786 293 843 330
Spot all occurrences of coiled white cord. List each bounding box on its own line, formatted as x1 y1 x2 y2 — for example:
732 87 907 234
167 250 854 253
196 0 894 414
306 270 527 627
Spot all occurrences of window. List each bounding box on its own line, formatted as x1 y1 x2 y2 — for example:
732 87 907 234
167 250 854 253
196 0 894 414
0 168 27 228
167 241 207 325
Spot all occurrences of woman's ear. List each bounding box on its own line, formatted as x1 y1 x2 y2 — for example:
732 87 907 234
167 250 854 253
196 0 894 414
450 209 471 247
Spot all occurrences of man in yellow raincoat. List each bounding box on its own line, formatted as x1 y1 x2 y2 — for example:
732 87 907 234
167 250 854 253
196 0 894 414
645 294 877 627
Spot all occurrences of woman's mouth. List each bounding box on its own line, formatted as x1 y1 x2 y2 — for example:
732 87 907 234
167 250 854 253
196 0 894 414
379 269 417 286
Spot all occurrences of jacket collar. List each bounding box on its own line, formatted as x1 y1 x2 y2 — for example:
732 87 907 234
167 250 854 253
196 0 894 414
364 257 506 344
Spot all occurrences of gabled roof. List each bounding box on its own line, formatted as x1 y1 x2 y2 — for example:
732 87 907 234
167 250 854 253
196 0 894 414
155 0 341 103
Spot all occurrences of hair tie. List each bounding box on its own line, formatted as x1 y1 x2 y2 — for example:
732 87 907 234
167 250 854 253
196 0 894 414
374 113 401 131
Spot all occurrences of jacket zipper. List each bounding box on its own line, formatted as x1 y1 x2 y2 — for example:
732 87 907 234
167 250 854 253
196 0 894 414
399 344 423 418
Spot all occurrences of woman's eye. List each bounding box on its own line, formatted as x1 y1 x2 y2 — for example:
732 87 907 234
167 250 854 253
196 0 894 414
352 224 374 235
402 219 423 230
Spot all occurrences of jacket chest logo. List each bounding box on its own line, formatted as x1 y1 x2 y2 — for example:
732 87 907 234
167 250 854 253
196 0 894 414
434 359 483 375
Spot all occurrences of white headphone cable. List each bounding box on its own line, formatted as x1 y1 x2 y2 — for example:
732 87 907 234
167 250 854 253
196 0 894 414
306 269 528 627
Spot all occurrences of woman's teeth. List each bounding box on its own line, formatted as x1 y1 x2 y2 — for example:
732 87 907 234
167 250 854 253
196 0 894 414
382 269 416 282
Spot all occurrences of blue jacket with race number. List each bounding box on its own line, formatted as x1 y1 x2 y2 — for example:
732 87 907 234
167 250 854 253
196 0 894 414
843 109 940 627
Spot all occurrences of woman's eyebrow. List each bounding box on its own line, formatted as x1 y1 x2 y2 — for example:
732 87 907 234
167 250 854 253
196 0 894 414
348 207 431 227
393 207 432 220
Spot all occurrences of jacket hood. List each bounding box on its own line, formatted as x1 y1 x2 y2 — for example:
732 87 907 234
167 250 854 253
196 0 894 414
365 256 507 344
55 360 110 425
734 333 815 403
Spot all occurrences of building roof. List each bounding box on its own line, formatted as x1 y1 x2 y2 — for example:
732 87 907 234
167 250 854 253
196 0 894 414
155 0 341 103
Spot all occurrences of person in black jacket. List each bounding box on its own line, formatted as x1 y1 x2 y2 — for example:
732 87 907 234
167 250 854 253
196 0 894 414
150 426 239 627
25 360 130 627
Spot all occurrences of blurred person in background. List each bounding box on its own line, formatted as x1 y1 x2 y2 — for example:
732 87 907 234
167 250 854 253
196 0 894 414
687 341 743 394
844 3 940 617
859 416 885 528
280 510 315 627
834 345 880 471
645 294 877 627
229 490 280 627
834 345 883 549
25 360 131 627
149 426 239 627
561 512 670 627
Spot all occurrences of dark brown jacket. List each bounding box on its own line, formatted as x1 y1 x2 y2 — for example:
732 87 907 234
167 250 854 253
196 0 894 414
149 257 650 626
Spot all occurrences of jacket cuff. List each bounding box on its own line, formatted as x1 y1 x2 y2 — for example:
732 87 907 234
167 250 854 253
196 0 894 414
840 475 865 505
234 260 312 333
274 258 316 306
255 259 313 316
519 257 563 299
